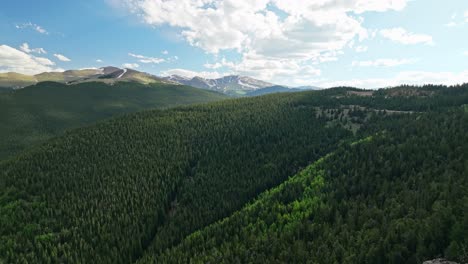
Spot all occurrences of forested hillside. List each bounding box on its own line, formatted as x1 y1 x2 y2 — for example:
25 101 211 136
0 90 353 263
1 84 467 263
152 109 468 263
0 81 225 160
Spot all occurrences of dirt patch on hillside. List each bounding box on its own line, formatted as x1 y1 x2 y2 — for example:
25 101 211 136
347 91 374 97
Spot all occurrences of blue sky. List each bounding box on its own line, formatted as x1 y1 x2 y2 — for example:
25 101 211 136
0 0 467 88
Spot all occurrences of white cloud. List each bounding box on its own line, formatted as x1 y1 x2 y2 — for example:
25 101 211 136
15 22 48 34
314 70 468 89
19 43 31 53
228 52 322 82
355 45 368 53
445 22 457 27
114 0 410 82
204 63 223 70
162 50 169 55
204 58 235 69
53 54 71 62
122 63 139 69
19 43 47 54
202 52 322 82
352 58 417 67
463 51 468 56
380 27 434 45
129 53 165 64
446 11 468 27
0 44 62 75
314 51 342 64
161 68 224 79
165 55 179 63
96 59 103 63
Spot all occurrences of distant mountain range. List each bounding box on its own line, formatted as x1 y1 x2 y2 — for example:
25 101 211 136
163 75 321 96
0 67 172 89
0 67 320 96
163 75 275 96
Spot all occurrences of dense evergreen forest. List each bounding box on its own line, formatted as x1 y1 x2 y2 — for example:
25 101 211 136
152 109 468 263
0 81 225 160
1 84 467 263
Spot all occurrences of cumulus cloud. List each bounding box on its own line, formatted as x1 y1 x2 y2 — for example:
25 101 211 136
15 22 48 34
96 59 103 63
19 43 47 54
129 53 165 64
380 28 434 45
53 54 71 62
0 44 62 74
113 0 410 81
162 50 169 55
228 52 322 81
204 58 235 69
352 58 417 67
122 63 139 69
203 52 322 81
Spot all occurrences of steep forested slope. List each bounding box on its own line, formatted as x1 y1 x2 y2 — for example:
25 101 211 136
0 81 225 160
152 109 468 264
1 84 467 263
0 90 354 263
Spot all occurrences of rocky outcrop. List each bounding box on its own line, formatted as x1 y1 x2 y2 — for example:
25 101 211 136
423 258 459 264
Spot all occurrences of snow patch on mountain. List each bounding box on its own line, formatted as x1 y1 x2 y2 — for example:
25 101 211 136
117 68 127 79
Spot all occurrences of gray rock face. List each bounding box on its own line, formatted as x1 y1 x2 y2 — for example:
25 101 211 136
423 258 459 264
162 75 274 94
